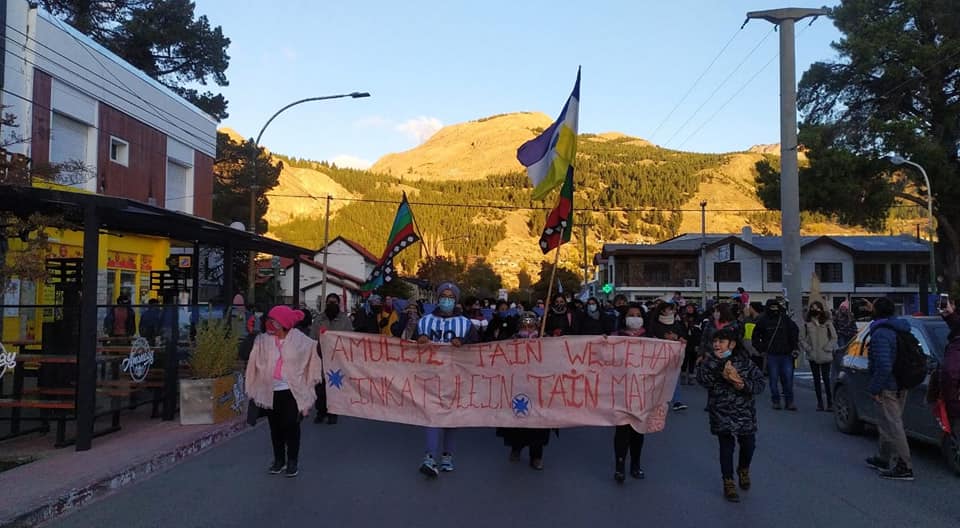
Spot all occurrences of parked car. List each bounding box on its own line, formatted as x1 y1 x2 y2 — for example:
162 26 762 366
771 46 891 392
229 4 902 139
832 316 959 475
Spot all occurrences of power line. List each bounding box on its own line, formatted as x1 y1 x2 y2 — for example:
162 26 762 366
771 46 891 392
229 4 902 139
662 27 774 148
649 27 743 142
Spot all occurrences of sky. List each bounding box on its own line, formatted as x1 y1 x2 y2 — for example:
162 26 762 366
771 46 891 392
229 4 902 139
197 0 844 169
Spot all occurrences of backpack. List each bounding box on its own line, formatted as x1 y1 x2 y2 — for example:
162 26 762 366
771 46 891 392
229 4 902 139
872 323 927 390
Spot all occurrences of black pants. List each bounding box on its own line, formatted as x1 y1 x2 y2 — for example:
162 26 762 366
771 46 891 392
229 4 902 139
268 390 301 463
809 360 833 408
718 433 755 479
682 349 698 375
614 425 645 469
314 380 337 419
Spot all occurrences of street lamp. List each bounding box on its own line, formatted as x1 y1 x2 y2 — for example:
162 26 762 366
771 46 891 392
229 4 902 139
246 92 371 303
887 154 936 294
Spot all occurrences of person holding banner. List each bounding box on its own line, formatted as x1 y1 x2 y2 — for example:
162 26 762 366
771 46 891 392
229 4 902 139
544 294 575 337
244 305 323 478
697 327 766 502
415 281 479 477
312 293 352 425
497 312 551 470
613 303 647 483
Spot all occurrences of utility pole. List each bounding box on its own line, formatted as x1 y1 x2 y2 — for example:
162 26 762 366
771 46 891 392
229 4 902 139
700 200 708 305
575 215 594 293
320 194 332 305
746 7 827 364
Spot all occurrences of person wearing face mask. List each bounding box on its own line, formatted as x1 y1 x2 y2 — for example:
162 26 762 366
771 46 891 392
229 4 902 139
800 301 837 412
311 294 352 424
576 297 613 335
414 281 479 477
649 300 689 411
497 312 552 469
245 305 323 478
393 302 422 340
485 300 519 341
544 294 575 336
612 303 647 483
697 327 766 502
352 294 383 334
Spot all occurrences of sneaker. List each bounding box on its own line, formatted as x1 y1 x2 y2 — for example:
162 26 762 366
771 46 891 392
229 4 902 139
672 402 688 411
879 463 914 481
509 447 521 462
268 460 286 475
285 460 299 478
419 454 439 477
614 471 625 483
786 403 798 411
439 453 455 472
723 478 740 502
630 467 645 479
772 402 783 410
530 458 544 470
737 467 751 490
865 456 889 471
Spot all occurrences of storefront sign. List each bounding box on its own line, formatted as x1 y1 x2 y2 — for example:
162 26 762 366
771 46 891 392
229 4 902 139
107 252 138 270
0 343 15 381
121 337 155 382
319 332 683 432
141 255 153 272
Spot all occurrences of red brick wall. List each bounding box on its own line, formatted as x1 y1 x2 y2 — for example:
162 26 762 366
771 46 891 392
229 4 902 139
97 102 167 203
193 151 214 219
31 70 52 166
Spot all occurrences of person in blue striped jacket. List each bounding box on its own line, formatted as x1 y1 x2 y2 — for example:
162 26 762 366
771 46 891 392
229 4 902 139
415 281 479 477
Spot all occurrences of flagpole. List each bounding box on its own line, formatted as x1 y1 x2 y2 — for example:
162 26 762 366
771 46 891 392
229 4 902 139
540 246 562 337
406 193 431 261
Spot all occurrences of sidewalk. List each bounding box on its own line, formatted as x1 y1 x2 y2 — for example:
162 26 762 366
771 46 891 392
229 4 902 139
0 408 253 528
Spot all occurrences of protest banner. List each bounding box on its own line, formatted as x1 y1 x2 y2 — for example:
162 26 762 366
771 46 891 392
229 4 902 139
319 332 683 433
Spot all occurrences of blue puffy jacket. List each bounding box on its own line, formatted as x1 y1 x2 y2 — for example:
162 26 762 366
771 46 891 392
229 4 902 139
867 317 912 395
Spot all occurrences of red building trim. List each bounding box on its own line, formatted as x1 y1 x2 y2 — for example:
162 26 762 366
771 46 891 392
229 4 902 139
193 151 213 219
31 70 52 166
97 102 167 203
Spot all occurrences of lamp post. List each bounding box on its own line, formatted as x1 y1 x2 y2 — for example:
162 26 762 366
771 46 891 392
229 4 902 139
246 92 370 303
887 155 936 294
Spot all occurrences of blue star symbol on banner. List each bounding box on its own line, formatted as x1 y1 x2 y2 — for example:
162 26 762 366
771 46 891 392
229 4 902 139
511 394 531 417
327 369 345 389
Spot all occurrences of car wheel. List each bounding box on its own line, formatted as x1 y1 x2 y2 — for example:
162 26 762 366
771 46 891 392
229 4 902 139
833 384 864 435
942 433 960 477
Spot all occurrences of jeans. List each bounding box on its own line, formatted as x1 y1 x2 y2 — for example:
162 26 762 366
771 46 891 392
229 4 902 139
808 361 833 408
876 390 912 470
614 425 645 469
767 354 795 405
672 380 683 403
425 427 455 458
718 433 756 479
267 389 301 463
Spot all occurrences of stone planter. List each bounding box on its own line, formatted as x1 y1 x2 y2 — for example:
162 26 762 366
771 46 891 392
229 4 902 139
179 372 245 425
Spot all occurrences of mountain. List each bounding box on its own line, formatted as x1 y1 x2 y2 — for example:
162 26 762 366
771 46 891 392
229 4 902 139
258 113 916 289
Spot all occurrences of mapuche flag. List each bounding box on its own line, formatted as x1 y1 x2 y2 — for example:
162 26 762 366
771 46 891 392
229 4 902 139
362 193 419 291
517 67 580 201
538 166 573 254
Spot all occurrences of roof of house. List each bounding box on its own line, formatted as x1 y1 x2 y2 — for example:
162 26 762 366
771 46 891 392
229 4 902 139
256 255 365 285
603 232 930 258
320 236 379 264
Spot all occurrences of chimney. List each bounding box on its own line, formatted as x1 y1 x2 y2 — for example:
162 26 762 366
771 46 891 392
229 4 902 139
741 226 753 243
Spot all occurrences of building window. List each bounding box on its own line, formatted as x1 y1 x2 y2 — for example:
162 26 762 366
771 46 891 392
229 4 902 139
890 263 903 287
165 159 193 214
766 262 782 283
642 262 670 283
49 112 91 187
109 137 129 166
714 262 741 282
815 262 843 283
854 263 887 286
905 264 930 285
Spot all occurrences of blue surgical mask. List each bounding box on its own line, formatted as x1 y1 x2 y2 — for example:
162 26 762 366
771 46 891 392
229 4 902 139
587 304 598 313
438 298 456 313
720 350 732 359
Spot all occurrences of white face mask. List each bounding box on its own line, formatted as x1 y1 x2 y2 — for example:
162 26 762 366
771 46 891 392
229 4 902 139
625 316 644 330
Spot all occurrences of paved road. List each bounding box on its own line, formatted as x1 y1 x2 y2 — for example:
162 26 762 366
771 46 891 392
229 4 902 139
47 384 959 528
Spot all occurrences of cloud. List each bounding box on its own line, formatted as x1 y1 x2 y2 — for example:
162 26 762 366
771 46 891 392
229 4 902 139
329 154 372 170
396 116 443 144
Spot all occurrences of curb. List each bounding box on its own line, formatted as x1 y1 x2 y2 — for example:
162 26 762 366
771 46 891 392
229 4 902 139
1 419 253 528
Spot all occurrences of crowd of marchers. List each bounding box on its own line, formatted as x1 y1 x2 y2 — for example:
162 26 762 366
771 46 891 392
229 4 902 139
236 284 960 503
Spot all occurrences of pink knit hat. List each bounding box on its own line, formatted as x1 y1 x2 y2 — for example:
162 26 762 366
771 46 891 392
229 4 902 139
267 305 304 330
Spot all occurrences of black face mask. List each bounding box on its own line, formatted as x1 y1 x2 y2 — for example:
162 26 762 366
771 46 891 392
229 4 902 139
325 304 340 319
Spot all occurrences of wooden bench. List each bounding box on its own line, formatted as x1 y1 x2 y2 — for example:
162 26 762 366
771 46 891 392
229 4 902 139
0 398 76 445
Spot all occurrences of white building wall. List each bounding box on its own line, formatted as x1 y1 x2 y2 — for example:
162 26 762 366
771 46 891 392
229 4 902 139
703 244 765 294
312 240 370 281
800 244 854 293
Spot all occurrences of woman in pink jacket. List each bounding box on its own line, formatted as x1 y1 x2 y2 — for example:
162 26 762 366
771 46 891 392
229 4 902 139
245 305 323 477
